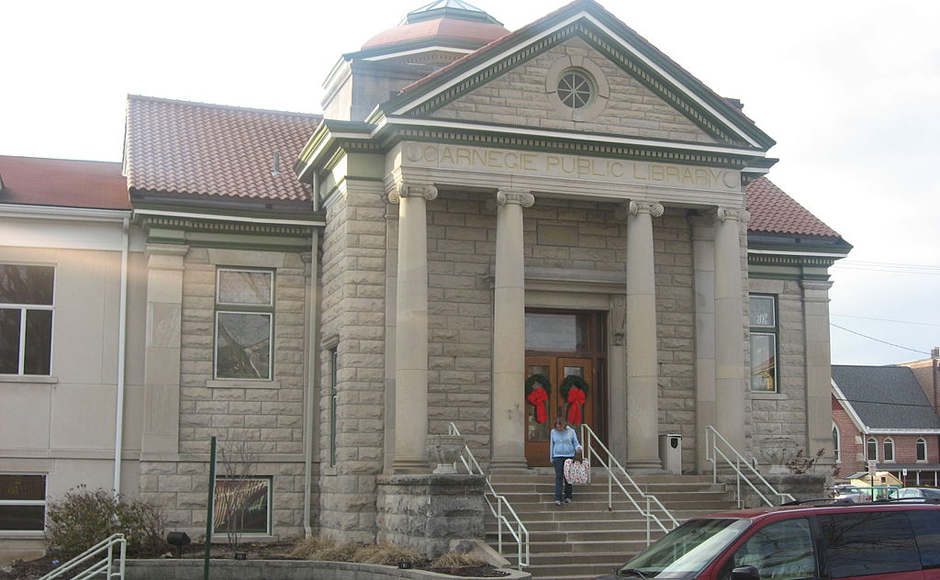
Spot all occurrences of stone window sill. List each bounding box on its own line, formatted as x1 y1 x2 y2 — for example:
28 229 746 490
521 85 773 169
0 375 58 384
750 392 787 400
206 380 280 389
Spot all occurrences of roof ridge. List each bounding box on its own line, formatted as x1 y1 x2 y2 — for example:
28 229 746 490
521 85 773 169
127 94 322 120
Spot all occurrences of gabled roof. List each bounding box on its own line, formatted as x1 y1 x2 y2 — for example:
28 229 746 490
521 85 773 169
746 177 842 239
832 365 940 432
125 95 321 207
379 0 774 151
0 156 130 210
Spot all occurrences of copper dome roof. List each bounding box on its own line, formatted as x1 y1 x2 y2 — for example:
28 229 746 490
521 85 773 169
362 0 508 52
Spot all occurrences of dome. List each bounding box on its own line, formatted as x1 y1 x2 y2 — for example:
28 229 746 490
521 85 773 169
362 0 508 52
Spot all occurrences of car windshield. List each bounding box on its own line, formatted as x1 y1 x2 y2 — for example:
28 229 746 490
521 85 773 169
618 518 751 580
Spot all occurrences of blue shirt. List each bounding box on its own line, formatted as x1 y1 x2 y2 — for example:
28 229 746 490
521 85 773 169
550 426 582 459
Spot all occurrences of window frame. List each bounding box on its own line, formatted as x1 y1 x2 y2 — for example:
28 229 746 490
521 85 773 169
213 268 275 381
211 475 272 537
0 264 55 377
867 437 878 462
832 424 841 463
883 437 895 462
0 474 47 533
329 347 338 467
917 437 928 463
748 294 778 393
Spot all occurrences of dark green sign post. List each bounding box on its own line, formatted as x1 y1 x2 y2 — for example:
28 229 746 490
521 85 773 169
203 436 217 580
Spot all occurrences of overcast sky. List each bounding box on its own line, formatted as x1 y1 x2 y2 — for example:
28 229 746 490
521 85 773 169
3 0 938 366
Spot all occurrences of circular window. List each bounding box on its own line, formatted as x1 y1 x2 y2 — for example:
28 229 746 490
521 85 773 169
557 70 595 109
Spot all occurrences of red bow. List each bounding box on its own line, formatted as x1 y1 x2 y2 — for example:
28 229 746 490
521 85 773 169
566 387 586 425
527 387 548 423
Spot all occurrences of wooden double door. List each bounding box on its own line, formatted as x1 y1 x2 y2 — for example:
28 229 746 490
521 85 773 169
524 356 597 466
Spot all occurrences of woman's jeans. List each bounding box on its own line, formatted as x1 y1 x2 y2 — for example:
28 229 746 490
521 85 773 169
552 456 573 502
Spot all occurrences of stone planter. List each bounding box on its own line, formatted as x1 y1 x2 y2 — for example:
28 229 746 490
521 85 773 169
427 434 464 474
759 436 796 475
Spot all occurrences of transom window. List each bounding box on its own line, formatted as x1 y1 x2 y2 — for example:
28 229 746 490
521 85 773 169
0 474 46 531
0 265 54 376
749 295 777 392
557 70 594 109
214 268 274 380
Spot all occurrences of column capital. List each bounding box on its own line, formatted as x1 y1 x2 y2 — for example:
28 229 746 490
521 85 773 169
496 189 535 208
388 184 438 204
717 206 750 223
617 201 664 219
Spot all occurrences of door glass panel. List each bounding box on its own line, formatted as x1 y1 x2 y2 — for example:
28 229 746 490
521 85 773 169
525 313 588 351
562 366 587 426
526 364 551 442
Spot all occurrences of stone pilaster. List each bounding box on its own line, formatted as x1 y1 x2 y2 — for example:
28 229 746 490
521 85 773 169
490 189 534 471
690 216 717 473
714 207 749 453
624 201 664 470
141 243 188 459
389 184 437 473
802 279 835 467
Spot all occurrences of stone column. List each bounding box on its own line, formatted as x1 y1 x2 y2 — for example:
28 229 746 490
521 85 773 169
141 243 188 458
624 201 664 470
490 189 534 471
690 217 717 473
802 279 835 468
714 207 749 453
389 184 438 473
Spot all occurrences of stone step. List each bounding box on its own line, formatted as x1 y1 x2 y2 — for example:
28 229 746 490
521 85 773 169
487 527 667 543
490 472 715 484
495 490 731 503
486 518 666 532
486 499 734 513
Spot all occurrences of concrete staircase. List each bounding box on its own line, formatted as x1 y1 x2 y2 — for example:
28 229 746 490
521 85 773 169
486 469 737 580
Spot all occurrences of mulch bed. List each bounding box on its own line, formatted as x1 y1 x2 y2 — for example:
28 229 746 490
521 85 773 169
1 542 509 579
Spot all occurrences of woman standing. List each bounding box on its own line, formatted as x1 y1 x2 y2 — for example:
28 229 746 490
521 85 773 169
550 417 583 506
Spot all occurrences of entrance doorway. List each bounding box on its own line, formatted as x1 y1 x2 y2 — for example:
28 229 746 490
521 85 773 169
524 310 606 466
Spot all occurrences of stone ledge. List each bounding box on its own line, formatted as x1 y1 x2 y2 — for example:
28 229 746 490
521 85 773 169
127 559 530 580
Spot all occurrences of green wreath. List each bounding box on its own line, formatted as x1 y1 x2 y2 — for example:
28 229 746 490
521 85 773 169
559 374 589 398
524 374 551 396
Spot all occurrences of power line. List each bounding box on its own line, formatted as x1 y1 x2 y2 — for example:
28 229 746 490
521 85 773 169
830 323 931 356
833 260 940 276
831 314 940 328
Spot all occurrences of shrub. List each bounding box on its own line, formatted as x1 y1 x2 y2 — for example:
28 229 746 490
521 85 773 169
353 542 422 565
46 486 167 558
429 552 485 569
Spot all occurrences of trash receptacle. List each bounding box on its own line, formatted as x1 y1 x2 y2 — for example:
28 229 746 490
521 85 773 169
659 433 682 474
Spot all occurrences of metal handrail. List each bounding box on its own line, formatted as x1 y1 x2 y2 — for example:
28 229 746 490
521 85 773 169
580 424 678 545
448 423 529 569
705 426 795 507
38 533 127 580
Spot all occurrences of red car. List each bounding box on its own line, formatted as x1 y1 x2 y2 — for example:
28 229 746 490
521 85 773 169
596 501 940 580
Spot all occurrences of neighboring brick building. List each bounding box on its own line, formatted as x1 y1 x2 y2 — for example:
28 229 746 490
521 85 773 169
2 0 852 563
832 365 940 486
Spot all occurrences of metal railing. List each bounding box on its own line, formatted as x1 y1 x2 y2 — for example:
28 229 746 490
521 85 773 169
448 423 529 569
705 426 795 507
38 533 127 580
580 424 678 545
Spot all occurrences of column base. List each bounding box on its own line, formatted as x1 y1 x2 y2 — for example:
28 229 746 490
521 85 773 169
625 458 665 473
488 456 529 472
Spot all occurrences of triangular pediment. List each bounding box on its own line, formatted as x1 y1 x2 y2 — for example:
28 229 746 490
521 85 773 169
378 0 774 152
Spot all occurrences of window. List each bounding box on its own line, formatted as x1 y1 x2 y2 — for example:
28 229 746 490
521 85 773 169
557 69 595 109
0 265 54 375
867 437 878 461
749 295 777 392
725 518 817 580
329 347 338 467
0 474 46 531
832 424 841 463
819 511 920 577
214 269 274 380
908 510 940 568
884 437 895 462
212 476 271 535
917 438 928 462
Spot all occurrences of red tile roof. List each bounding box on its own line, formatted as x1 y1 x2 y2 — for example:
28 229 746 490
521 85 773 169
125 95 321 204
746 176 841 238
0 156 130 210
362 17 508 50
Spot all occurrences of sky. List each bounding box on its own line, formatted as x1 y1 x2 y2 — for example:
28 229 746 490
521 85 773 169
2 0 938 366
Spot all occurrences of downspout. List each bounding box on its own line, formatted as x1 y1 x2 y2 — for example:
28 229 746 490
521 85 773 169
303 232 320 536
113 216 130 495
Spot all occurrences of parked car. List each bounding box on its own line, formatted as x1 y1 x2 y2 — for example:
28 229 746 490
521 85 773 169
594 502 940 580
832 484 871 502
887 487 940 500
